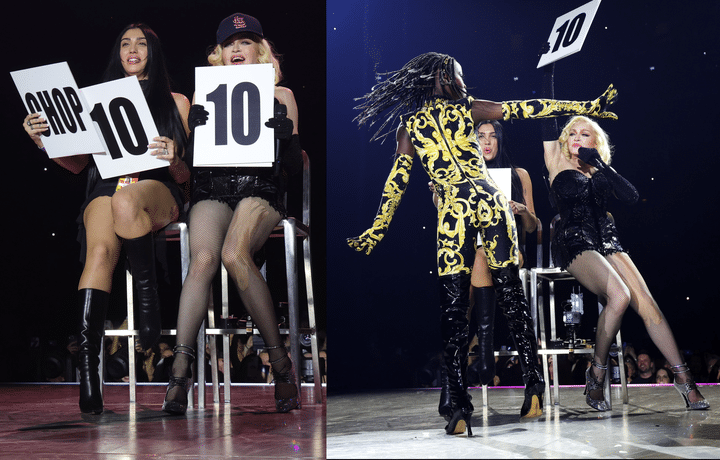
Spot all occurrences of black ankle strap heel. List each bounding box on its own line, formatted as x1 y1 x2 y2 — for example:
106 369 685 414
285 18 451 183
266 345 300 412
162 344 196 415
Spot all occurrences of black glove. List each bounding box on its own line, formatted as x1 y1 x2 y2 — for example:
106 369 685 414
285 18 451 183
579 147 639 204
578 147 603 167
265 104 294 140
281 134 303 176
188 104 209 132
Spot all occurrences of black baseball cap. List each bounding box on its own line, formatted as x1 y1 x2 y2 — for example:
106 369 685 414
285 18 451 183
216 13 263 44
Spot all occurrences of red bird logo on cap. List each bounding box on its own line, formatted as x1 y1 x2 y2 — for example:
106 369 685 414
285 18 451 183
233 15 246 29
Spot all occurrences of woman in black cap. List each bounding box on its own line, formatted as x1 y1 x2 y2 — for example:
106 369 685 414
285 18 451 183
22 23 191 414
162 12 302 415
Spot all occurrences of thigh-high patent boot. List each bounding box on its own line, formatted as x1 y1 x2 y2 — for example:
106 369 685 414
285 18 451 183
492 265 544 419
439 274 473 435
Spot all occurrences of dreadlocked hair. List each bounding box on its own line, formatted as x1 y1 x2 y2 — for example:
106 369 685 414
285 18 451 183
353 52 461 143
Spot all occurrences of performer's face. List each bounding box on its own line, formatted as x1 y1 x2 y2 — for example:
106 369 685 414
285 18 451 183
222 33 260 66
436 60 467 98
566 121 597 157
452 61 467 97
120 28 148 79
477 123 498 161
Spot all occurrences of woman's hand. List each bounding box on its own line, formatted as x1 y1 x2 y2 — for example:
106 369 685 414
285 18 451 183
149 136 179 165
23 112 48 148
508 200 527 215
150 136 190 183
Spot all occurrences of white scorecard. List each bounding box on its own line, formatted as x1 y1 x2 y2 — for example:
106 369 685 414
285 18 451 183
193 63 275 168
537 0 602 68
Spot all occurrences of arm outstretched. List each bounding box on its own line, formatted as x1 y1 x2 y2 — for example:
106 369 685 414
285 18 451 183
347 127 415 255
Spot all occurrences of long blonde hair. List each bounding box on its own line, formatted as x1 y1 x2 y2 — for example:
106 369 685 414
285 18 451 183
558 116 613 164
207 34 283 84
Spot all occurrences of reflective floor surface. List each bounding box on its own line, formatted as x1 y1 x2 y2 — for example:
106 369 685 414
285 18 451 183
327 384 720 459
0 383 325 459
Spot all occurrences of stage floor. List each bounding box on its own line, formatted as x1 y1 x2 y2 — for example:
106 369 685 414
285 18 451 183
327 383 720 459
0 382 325 459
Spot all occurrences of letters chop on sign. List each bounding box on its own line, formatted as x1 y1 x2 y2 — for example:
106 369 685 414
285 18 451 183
11 62 105 159
537 0 602 68
193 63 275 168
80 76 165 179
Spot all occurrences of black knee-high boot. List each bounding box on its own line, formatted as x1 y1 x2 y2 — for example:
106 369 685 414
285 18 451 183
439 274 473 435
78 288 109 414
124 233 161 351
472 286 496 386
491 265 544 418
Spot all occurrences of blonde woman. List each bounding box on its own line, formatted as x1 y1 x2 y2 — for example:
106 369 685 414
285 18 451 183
162 13 302 415
543 114 709 411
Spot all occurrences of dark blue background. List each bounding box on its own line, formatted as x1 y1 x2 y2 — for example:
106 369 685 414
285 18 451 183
327 0 720 391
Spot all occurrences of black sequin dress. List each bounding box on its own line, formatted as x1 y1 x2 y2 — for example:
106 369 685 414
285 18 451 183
550 169 626 270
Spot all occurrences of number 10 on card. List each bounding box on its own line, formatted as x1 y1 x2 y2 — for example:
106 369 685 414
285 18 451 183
537 0 602 68
193 64 275 168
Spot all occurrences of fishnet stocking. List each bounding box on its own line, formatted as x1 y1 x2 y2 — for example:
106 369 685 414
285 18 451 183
568 251 703 403
221 198 291 387
171 200 234 381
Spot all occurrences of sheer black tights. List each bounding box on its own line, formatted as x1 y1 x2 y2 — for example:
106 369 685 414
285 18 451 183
171 198 289 386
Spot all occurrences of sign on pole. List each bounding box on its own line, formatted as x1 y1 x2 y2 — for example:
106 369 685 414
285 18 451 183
537 0 602 68
80 76 165 179
193 63 275 168
11 62 105 159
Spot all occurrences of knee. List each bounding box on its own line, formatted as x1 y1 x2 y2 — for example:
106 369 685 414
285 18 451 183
221 244 255 290
604 283 631 315
85 241 120 273
111 191 141 226
188 249 221 280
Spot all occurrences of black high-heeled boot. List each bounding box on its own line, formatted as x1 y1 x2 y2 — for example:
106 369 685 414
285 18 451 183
438 364 453 421
492 265 544 419
124 233 161 351
472 286 496 386
439 274 473 436
267 345 300 412
78 288 109 414
162 344 195 415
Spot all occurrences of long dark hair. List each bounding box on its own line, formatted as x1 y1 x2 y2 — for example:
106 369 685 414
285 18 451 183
354 52 463 143
478 120 524 205
101 23 187 159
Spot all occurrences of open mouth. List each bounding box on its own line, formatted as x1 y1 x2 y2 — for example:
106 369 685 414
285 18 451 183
231 55 245 64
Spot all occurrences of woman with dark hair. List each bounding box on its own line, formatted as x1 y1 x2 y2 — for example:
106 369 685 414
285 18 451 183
23 23 190 414
348 51 617 434
161 12 302 416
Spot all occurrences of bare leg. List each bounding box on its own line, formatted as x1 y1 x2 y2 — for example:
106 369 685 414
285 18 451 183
111 179 180 239
112 180 181 349
79 196 122 292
